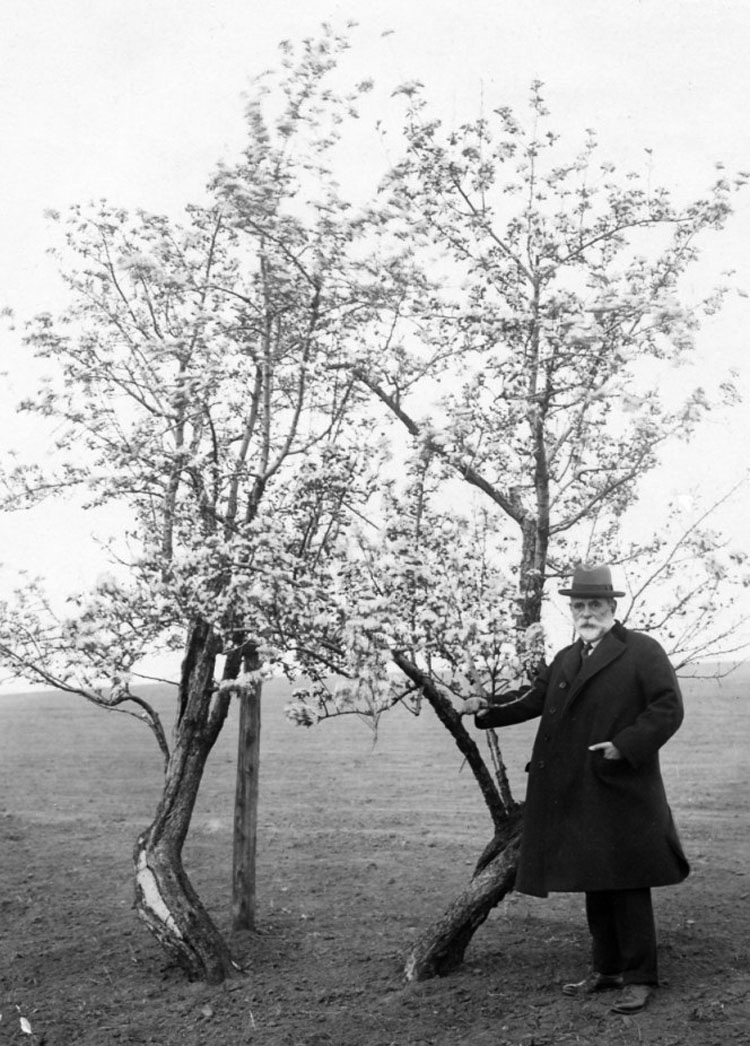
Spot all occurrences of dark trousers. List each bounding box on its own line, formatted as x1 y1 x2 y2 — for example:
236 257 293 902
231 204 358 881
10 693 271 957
585 888 658 985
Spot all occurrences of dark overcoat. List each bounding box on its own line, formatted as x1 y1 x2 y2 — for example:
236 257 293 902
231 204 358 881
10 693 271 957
476 622 689 897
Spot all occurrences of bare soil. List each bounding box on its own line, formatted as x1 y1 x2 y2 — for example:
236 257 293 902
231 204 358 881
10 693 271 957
1 672 748 1046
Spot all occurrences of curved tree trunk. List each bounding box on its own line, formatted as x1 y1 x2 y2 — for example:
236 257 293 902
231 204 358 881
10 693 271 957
134 828 235 983
391 652 511 832
391 652 525 981
133 620 236 983
404 812 523 981
391 506 553 981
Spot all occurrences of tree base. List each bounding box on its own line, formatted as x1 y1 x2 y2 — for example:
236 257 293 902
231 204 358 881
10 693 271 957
134 837 237 984
404 814 523 981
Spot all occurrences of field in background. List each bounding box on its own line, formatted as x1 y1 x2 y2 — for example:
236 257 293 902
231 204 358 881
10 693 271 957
1 668 748 1045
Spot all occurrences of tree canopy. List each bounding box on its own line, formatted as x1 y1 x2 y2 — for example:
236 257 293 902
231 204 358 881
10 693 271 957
286 74 750 729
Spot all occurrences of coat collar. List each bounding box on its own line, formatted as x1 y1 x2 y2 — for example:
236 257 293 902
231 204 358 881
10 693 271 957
562 624 627 710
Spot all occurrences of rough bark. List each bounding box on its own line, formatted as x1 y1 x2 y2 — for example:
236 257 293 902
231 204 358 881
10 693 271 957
390 651 525 981
133 620 236 983
134 832 235 983
519 518 548 630
404 811 523 981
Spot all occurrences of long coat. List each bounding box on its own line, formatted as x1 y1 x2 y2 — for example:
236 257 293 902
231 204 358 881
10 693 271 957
476 622 689 897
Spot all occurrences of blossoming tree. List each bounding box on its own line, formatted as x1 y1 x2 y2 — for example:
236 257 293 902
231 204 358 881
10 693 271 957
0 31 380 983
285 82 749 979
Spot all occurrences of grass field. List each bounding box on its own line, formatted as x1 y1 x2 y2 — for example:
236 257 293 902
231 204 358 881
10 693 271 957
1 668 748 1045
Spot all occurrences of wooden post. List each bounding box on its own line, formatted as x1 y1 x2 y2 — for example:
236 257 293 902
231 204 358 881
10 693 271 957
231 648 261 932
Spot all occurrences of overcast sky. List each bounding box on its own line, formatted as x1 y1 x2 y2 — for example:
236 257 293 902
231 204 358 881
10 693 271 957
1 0 749 613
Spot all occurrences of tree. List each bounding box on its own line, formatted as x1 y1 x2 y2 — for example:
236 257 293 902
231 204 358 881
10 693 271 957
285 82 750 979
0 30 379 983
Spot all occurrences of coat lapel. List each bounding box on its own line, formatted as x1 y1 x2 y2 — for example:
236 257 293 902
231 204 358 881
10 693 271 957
560 642 582 686
562 629 627 712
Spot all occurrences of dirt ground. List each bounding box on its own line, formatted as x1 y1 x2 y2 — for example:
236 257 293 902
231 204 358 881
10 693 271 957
1 670 748 1046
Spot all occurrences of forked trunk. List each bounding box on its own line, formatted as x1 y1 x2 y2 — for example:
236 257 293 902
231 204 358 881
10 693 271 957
133 620 236 983
404 812 523 981
396 527 549 981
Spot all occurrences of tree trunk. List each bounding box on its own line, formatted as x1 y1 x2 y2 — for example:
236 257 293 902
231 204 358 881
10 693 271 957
232 650 262 931
404 811 523 981
134 829 235 984
133 620 236 983
390 652 526 980
518 518 548 629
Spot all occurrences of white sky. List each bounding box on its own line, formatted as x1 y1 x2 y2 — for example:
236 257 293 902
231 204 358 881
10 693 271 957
1 0 749 621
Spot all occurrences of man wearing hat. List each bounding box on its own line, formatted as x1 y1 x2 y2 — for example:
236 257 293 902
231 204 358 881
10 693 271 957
462 564 688 1014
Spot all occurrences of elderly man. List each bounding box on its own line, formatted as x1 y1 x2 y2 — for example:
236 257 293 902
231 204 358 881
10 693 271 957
463 564 688 1014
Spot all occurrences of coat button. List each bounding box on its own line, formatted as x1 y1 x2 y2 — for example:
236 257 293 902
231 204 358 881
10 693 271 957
558 681 567 689
538 759 546 768
548 706 557 715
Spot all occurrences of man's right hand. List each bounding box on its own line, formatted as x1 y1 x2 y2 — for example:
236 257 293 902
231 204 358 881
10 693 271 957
460 697 489 715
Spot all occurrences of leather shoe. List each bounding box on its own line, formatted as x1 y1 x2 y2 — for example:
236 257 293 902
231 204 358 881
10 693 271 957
562 973 624 996
611 985 652 1013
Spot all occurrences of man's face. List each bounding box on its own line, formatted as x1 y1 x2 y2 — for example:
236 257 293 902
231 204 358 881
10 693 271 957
569 598 616 642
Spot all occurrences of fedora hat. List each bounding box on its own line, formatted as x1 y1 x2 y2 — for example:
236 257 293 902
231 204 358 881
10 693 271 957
558 564 625 598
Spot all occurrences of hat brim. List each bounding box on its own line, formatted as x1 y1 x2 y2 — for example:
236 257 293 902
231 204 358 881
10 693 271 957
559 587 625 597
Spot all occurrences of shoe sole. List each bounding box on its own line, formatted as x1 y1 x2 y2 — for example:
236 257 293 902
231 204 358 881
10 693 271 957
611 990 652 1014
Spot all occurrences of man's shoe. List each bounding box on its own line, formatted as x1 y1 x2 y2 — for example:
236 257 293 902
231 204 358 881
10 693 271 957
562 973 624 996
611 985 652 1014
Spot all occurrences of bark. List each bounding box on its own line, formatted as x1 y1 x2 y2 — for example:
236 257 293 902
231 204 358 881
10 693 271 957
133 620 236 983
404 810 523 981
519 518 548 629
391 651 510 831
391 651 525 982
134 832 235 984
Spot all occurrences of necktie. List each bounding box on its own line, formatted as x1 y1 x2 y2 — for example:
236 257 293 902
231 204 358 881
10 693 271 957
581 642 593 660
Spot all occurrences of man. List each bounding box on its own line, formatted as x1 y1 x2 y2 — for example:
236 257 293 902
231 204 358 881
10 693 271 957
462 564 689 1014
